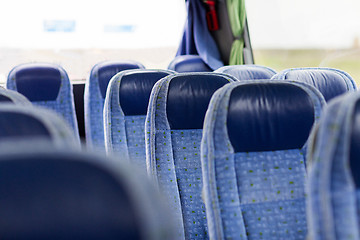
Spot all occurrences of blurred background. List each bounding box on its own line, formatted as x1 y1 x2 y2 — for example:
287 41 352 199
0 0 359 83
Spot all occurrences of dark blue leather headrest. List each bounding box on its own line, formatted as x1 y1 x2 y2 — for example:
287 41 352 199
227 83 315 152
167 74 229 129
168 55 212 73
13 64 62 101
219 66 275 80
0 112 50 139
284 70 348 101
0 154 141 239
120 71 171 116
0 95 12 103
94 61 144 99
350 100 360 188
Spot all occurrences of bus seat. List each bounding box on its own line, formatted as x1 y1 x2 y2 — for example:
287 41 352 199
215 64 277 80
145 72 237 240
103 69 174 170
0 87 32 105
167 55 213 72
272 67 357 102
201 80 325 239
7 63 80 141
0 142 175 240
84 60 145 151
0 104 80 148
306 92 360 240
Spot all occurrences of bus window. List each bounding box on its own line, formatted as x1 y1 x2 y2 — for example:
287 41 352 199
246 0 360 85
0 0 186 82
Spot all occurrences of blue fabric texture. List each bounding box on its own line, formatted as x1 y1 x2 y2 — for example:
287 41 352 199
176 0 224 70
215 64 277 80
272 67 357 102
145 72 237 240
201 80 325 240
306 92 360 240
104 69 174 170
7 63 80 142
0 104 81 149
84 60 145 151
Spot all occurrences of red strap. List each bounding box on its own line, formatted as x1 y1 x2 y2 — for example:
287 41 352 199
204 0 219 31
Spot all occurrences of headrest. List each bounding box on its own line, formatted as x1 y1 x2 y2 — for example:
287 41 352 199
0 105 80 148
93 61 145 99
0 89 32 105
167 55 212 73
0 150 141 239
227 83 315 152
167 74 230 129
10 63 63 101
0 111 50 139
0 95 12 103
215 65 276 80
350 99 360 187
282 69 351 101
120 71 172 116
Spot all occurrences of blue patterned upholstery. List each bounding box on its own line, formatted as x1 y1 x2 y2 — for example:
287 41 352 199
84 60 145 151
0 141 176 240
145 72 237 240
7 63 80 141
0 104 80 148
168 55 213 72
306 92 360 240
215 65 277 80
201 80 325 240
272 67 357 102
104 69 173 170
0 88 32 105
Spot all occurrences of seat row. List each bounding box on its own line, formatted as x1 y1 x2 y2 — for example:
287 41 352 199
2 55 356 149
94 59 357 239
93 64 356 239
0 56 358 239
0 85 176 238
0 82 358 239
88 56 356 153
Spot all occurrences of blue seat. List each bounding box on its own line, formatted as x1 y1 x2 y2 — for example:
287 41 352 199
168 55 212 72
145 72 237 240
103 69 174 169
84 60 145 151
306 92 360 240
201 80 325 239
0 87 32 105
272 67 357 102
7 63 80 140
0 141 176 239
215 64 277 80
0 104 80 148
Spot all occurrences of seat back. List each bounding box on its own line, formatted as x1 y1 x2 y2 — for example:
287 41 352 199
146 72 237 240
215 64 277 80
201 80 325 239
104 69 174 170
0 104 80 148
0 142 175 240
0 87 32 105
272 67 357 102
307 92 360 240
7 63 80 140
167 55 212 72
84 60 145 150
